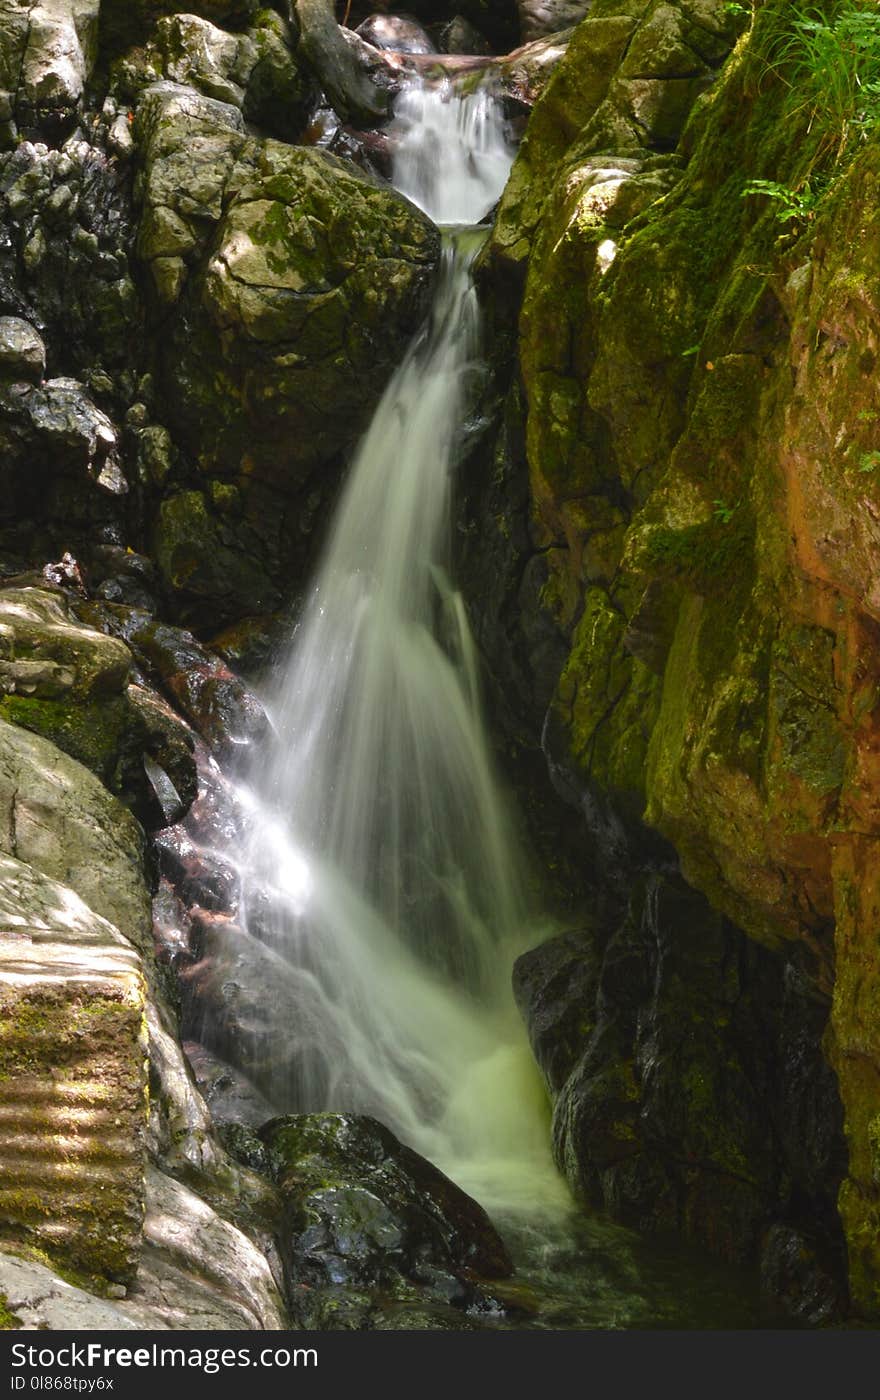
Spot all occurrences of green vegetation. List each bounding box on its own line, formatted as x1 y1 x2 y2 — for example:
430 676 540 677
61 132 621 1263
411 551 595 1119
740 177 822 222
762 2 880 165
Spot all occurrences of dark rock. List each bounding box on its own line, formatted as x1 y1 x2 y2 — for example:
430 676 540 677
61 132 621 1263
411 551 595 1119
184 1039 277 1131
516 872 848 1282
356 14 437 54
438 16 491 55
760 1223 847 1328
260 1113 512 1326
517 0 592 42
513 927 602 1093
122 617 269 756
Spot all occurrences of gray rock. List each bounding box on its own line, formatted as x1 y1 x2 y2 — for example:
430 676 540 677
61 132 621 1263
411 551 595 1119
122 11 313 142
0 0 99 140
0 1251 143 1330
0 715 152 954
0 317 45 383
118 1168 286 1330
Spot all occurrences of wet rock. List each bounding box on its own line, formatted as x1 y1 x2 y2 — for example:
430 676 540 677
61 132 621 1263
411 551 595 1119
179 912 310 1098
209 613 286 679
261 1113 512 1327
124 616 268 755
438 16 491 55
0 317 45 383
0 0 100 142
516 874 846 1274
512 926 602 1093
356 14 437 55
760 1223 847 1328
89 546 160 613
185 1040 277 1131
0 854 147 1284
0 136 141 378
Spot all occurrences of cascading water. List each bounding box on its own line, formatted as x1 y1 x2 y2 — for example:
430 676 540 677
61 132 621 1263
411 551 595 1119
229 77 569 1216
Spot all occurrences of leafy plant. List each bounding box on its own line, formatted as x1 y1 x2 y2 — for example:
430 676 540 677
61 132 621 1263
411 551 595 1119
858 450 880 473
741 177 821 223
762 2 880 165
713 498 738 524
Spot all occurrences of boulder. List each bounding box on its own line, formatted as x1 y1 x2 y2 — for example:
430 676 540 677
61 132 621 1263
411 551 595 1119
261 1113 512 1327
112 10 314 143
356 14 437 54
0 590 197 828
517 0 592 42
0 855 147 1283
0 587 130 700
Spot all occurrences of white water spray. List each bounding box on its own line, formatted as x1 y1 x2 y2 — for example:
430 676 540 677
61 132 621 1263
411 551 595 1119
232 79 568 1215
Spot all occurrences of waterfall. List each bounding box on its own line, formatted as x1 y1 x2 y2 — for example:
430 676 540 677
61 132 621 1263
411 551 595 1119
230 78 568 1215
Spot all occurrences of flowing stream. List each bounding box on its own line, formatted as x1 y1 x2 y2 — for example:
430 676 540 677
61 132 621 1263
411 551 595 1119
233 78 567 1217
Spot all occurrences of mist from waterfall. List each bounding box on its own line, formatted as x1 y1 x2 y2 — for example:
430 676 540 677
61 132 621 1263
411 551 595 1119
231 77 569 1215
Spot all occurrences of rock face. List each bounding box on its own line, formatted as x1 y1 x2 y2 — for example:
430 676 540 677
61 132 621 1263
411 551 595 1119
131 80 439 627
471 0 880 1316
0 0 100 143
514 875 847 1278
0 855 148 1284
118 1167 286 1330
262 1113 512 1328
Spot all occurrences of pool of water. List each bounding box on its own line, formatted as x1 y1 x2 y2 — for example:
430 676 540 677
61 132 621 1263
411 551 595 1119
487 1208 764 1330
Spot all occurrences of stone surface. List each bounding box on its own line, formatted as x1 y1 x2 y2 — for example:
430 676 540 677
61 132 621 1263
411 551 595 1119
0 587 130 701
481 0 880 1312
117 1167 286 1331
0 855 147 1284
128 79 438 626
0 1250 142 1330
262 1113 512 1328
515 875 846 1278
112 10 314 143
0 318 45 384
0 715 151 954
0 0 100 143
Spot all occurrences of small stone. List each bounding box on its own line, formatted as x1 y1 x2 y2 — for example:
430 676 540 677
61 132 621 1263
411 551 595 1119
0 317 45 384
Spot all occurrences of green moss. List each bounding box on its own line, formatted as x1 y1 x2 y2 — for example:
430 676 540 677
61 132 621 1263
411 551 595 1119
554 588 661 814
630 507 756 595
0 694 127 789
0 1291 21 1329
